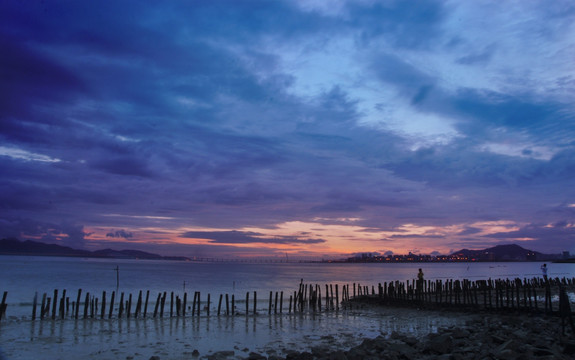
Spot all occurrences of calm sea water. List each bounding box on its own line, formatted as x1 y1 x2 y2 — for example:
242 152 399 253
1 256 574 359
1 255 573 318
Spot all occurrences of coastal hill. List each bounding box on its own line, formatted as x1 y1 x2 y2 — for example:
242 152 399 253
0 238 563 262
344 243 561 262
450 244 557 261
0 238 190 261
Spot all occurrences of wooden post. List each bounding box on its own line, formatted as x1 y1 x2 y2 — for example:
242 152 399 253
289 295 292 314
207 293 210 316
83 292 90 319
59 289 66 319
144 290 150 318
246 292 250 315
280 291 283 313
127 293 132 318
268 291 272 315
325 284 329 309
0 292 7 321
181 291 186 317
119 293 125 318
192 292 197 316
40 293 47 319
32 292 38 320
101 291 106 319
170 292 174 317
74 289 81 319
135 291 142 318
160 292 166 317
217 294 222 316
109 291 115 319
231 294 235 316
153 293 161 318
52 289 58 320
225 294 230 315
253 291 257 315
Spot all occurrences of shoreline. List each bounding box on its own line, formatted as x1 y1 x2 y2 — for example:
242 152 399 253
3 305 574 360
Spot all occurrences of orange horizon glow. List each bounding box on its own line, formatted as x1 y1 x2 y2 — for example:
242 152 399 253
79 217 542 259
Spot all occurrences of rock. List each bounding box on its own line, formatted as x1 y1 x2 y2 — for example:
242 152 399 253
563 341 575 355
311 346 331 357
286 351 313 360
426 333 453 354
207 350 235 360
495 348 519 360
451 327 470 339
247 352 266 360
149 356 160 360
402 336 419 346
386 342 415 356
192 349 200 357
328 350 348 360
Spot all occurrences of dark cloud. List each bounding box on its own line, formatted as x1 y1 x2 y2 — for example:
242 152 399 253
0 218 89 248
106 230 134 239
0 0 573 257
180 230 326 245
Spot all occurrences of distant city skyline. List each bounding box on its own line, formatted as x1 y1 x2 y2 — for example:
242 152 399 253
1 1 574 259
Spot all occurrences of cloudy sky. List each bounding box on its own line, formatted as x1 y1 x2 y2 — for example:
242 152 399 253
1 0 575 259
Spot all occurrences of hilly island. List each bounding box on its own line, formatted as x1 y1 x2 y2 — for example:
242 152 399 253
0 238 566 262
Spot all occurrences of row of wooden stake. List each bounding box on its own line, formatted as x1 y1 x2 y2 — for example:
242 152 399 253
1 277 573 322
23 282 350 321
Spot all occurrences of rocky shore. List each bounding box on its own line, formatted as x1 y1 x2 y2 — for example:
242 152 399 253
197 311 575 360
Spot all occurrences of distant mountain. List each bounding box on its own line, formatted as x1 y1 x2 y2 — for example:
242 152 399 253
450 244 558 261
0 238 190 261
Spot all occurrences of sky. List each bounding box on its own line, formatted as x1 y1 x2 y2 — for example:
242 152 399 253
1 0 575 259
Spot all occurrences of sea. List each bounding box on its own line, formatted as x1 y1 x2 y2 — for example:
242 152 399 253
0 256 573 359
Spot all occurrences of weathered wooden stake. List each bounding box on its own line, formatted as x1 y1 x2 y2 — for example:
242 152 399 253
181 291 186 317
83 292 90 319
109 291 115 319
144 290 150 317
268 291 272 315
246 292 250 315
52 289 58 320
170 292 174 317
101 291 106 319
127 293 132 318
153 293 161 317
135 291 142 318
32 292 38 320
160 292 167 317
119 292 125 318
